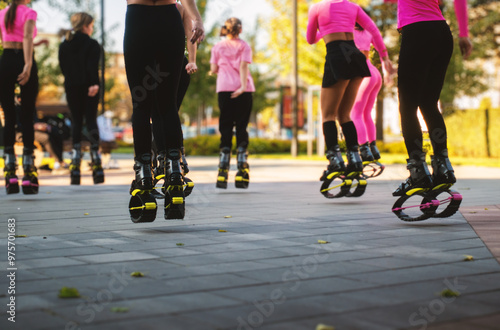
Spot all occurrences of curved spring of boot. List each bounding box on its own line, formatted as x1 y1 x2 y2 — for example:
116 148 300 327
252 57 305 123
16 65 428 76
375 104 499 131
391 186 462 221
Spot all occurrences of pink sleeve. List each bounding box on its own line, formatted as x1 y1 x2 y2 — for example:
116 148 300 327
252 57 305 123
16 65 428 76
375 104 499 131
356 8 388 58
210 46 218 64
242 43 252 64
25 10 37 22
454 0 469 37
306 4 321 44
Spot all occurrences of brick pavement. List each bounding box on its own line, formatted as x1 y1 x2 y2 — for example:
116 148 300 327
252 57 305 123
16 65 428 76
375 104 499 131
0 157 499 330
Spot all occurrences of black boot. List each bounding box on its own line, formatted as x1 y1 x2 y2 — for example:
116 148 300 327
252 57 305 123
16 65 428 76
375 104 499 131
431 149 456 186
21 150 39 194
151 151 166 199
70 144 82 185
370 141 381 160
216 147 231 189
90 146 104 184
130 153 154 193
320 145 345 181
3 152 19 194
359 142 374 162
235 146 250 188
164 149 185 219
180 146 189 175
345 146 363 175
393 153 433 196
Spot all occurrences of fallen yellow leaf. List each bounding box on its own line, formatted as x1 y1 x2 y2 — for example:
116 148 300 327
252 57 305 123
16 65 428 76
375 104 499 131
440 289 460 297
219 229 227 232
130 272 145 277
58 287 80 298
176 243 184 246
316 324 335 330
84 213 89 216
463 255 474 261
224 215 232 218
318 240 329 244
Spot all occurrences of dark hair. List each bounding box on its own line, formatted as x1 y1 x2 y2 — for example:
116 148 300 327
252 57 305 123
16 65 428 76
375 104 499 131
65 12 94 41
220 17 242 37
5 0 20 32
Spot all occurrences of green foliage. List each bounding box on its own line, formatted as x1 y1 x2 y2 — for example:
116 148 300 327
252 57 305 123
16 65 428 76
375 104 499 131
183 135 326 156
446 107 500 158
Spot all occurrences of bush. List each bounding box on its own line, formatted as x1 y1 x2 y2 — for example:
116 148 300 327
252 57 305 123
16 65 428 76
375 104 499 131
183 136 330 156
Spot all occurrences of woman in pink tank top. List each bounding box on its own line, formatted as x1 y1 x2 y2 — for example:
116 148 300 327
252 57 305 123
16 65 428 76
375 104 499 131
307 0 395 184
0 0 40 195
210 18 255 190
392 0 473 197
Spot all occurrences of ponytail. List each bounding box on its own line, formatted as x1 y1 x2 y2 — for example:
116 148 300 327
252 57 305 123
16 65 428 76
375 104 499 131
5 0 20 32
65 12 94 41
220 17 242 37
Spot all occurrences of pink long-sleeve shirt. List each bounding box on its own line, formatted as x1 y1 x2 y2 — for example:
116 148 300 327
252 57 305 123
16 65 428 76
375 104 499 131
0 5 37 42
395 0 469 38
306 0 388 58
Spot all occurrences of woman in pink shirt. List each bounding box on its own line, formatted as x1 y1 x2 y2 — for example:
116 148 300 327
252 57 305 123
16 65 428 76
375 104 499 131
393 0 473 196
307 0 394 180
0 0 39 195
351 20 391 162
210 18 255 189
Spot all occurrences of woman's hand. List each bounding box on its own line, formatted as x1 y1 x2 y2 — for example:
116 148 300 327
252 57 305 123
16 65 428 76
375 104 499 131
231 87 245 99
459 37 472 59
382 57 396 87
186 62 198 74
88 85 99 97
191 19 205 44
17 64 32 86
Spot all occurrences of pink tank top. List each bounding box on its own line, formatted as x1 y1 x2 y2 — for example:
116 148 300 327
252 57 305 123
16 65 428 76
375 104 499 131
307 0 388 58
354 29 387 61
397 0 469 37
0 5 37 42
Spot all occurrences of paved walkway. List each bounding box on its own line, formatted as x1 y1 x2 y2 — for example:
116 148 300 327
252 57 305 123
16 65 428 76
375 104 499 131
1 156 499 330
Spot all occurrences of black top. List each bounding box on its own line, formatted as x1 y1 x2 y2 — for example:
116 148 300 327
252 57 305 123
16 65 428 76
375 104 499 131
58 32 101 87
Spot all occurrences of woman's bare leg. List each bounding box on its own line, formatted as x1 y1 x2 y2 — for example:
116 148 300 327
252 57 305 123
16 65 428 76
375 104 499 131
321 79 349 122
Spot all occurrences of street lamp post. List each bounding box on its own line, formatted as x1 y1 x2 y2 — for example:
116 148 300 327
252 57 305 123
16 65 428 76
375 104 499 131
291 0 298 157
100 0 105 114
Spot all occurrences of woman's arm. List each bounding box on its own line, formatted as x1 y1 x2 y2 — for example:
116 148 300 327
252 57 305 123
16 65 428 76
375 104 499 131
179 3 197 74
231 61 249 99
306 5 321 44
87 41 101 97
179 0 205 44
454 0 472 59
18 19 36 86
209 63 218 76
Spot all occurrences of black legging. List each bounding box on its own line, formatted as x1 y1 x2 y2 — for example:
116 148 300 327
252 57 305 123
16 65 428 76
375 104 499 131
0 49 39 154
124 4 185 156
152 56 191 153
398 20 453 160
218 92 253 149
65 85 100 147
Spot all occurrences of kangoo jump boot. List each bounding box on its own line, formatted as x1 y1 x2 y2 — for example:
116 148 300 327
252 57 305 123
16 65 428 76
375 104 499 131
235 146 250 189
216 147 231 189
4 151 19 194
393 152 433 197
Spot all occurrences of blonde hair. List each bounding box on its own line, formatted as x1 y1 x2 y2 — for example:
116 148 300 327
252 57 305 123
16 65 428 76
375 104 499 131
65 12 94 41
220 17 242 37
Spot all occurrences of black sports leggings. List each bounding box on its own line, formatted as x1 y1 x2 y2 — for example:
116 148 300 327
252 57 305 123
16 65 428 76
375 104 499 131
124 4 185 156
398 20 453 160
0 49 39 154
218 92 253 149
152 56 191 153
65 85 99 148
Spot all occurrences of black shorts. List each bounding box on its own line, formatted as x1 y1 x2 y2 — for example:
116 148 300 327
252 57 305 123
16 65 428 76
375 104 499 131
322 40 371 88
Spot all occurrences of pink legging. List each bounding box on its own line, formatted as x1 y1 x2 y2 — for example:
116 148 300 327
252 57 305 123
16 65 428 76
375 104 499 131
351 60 382 145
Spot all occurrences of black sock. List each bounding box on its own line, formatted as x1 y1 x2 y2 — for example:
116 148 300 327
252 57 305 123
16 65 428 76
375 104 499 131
323 121 338 151
341 121 359 150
